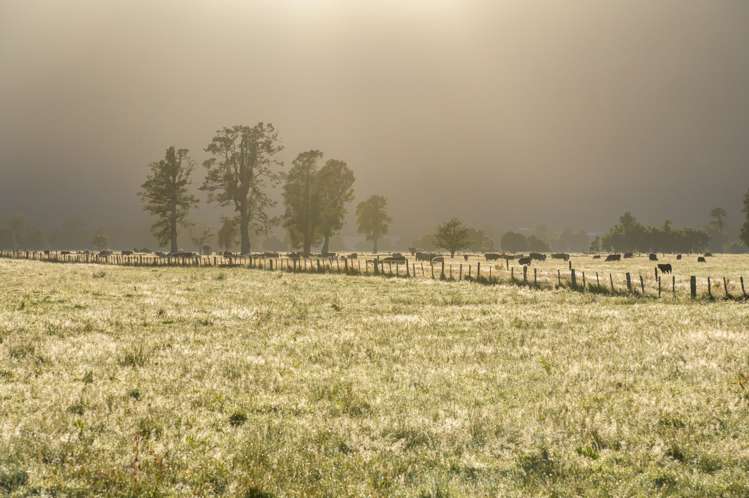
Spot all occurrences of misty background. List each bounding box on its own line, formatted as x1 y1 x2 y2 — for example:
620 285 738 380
1 0 748 250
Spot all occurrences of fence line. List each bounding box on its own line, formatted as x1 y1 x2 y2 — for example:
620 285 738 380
1 250 746 301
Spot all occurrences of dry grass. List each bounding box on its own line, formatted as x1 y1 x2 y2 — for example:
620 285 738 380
1 258 749 496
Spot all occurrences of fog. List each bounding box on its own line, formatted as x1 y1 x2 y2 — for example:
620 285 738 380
1 0 748 248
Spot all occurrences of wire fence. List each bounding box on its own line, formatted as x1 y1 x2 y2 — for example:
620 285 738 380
1 249 747 301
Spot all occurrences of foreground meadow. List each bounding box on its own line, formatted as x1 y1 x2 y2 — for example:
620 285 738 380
1 259 749 497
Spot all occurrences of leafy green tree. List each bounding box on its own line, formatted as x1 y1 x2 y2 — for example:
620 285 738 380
202 124 283 254
434 218 470 257
317 159 355 255
356 195 390 253
138 146 198 252
92 231 108 251
217 217 238 252
741 190 749 248
282 150 323 255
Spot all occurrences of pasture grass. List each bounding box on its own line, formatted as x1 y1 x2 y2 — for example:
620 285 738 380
1 259 749 496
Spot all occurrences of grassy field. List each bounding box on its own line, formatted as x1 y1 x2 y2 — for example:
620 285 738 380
2 259 749 497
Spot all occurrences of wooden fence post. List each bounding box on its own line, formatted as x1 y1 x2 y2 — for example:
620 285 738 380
534 268 537 287
626 273 632 293
610 273 614 293
741 276 746 298
707 277 713 299
582 272 586 291
441 260 445 280
477 262 481 281
639 274 645 295
557 269 561 287
723 277 730 298
459 264 463 281
523 265 528 284
690 276 697 299
571 269 577 289
658 276 661 298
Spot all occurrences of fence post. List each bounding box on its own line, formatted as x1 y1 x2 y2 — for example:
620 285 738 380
723 277 730 298
459 264 463 281
523 265 528 284
571 269 577 289
477 262 481 281
639 274 645 295
626 273 632 293
511 267 514 281
690 276 697 299
557 269 561 287
741 276 746 298
658 276 661 298
654 267 658 281
582 272 586 291
441 260 445 280
672 276 675 297
534 268 537 287
707 277 713 299
596 272 600 288
610 273 614 293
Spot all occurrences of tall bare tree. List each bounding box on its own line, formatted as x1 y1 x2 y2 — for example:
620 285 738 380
201 124 283 254
138 146 198 252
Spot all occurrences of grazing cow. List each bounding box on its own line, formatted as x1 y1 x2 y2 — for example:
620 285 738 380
122 250 134 256
417 252 438 261
383 254 406 264
518 256 532 266
551 253 570 261
623 252 634 258
704 252 713 257
61 251 71 255
657 264 672 274
605 254 621 262
676 254 682 260
529 252 546 261
592 254 601 259
649 253 658 261
484 252 501 260
463 254 469 261
697 256 706 263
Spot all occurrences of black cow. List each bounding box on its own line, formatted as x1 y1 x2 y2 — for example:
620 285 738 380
605 254 621 262
592 254 601 259
697 257 706 263
529 252 546 261
484 252 501 260
704 252 713 257
657 264 672 274
676 254 682 260
416 252 436 261
551 253 570 261
518 256 532 266
649 253 658 261
623 252 634 258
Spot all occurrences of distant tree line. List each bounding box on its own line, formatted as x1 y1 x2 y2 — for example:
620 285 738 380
591 212 710 253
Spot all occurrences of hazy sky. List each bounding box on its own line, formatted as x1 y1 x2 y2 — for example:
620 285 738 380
1 0 748 245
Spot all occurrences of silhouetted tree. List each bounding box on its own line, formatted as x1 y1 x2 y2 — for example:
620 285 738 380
526 235 550 252
600 212 709 252
501 231 528 253
317 159 355 255
189 225 213 253
356 195 390 253
201 124 283 254
139 146 198 252
217 217 238 251
92 231 108 251
741 189 749 248
283 150 322 255
710 207 727 233
434 218 470 257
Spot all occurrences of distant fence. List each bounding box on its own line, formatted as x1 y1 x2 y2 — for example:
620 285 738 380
1 250 747 302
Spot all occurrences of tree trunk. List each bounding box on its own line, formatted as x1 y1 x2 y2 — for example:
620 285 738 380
170 213 178 253
321 235 330 256
240 211 250 255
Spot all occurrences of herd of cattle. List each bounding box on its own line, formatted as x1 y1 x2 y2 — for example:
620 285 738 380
43 248 716 275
